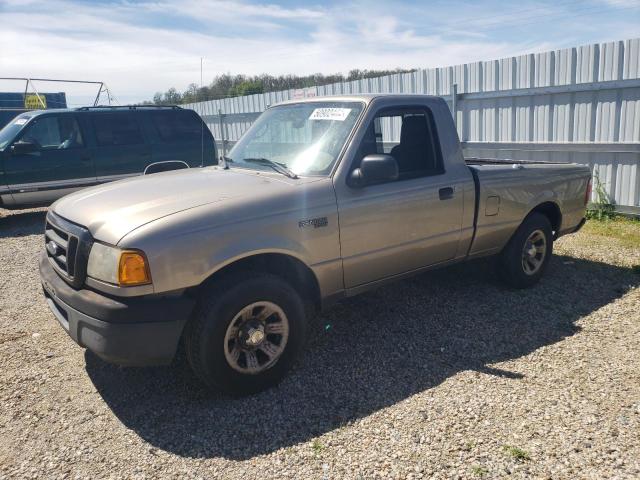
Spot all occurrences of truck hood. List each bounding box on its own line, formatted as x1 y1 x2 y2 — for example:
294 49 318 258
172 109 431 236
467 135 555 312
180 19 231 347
52 167 308 245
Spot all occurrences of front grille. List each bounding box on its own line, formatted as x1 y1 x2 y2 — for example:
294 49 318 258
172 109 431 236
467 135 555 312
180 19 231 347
45 212 92 288
45 221 76 275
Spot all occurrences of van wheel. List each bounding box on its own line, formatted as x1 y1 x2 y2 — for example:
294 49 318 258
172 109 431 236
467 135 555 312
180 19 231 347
497 212 553 289
184 272 306 395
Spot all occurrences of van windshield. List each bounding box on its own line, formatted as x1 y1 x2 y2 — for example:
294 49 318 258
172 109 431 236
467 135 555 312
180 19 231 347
228 101 364 176
0 113 34 150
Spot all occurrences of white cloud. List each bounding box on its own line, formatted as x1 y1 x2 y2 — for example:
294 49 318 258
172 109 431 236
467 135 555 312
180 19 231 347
170 0 325 20
598 0 640 6
0 0 636 104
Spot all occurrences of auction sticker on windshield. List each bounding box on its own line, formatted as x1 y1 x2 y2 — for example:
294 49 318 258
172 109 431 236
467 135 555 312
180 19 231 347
309 108 352 121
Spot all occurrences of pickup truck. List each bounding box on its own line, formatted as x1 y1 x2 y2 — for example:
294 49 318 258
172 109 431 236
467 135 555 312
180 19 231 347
39 95 591 394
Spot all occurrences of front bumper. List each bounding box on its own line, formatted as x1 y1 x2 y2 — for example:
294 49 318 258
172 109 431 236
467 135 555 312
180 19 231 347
39 252 195 366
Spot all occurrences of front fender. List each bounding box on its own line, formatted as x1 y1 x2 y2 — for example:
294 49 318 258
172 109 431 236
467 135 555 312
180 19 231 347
117 176 342 297
120 209 341 297
203 235 312 279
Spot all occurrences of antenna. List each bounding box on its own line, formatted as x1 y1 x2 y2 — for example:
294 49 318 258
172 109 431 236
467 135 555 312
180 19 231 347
200 57 205 167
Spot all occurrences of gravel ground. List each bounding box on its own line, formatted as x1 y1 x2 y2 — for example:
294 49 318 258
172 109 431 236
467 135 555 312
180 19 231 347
1 207 639 479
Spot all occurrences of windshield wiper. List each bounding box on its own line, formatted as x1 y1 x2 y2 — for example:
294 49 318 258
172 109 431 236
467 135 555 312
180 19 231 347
241 157 299 179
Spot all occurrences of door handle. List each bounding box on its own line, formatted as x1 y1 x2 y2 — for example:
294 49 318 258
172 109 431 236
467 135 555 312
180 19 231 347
439 187 454 200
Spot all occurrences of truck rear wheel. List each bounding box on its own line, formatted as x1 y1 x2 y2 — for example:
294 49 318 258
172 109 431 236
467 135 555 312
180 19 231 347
184 272 306 395
497 212 553 289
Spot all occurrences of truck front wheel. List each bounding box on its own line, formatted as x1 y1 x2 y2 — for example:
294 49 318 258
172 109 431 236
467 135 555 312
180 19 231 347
184 272 307 395
497 212 553 289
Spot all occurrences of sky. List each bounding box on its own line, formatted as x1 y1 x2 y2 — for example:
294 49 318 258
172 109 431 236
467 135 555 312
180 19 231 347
0 0 639 105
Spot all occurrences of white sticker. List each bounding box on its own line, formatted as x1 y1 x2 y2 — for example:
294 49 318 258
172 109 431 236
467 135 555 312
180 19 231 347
309 108 351 121
14 118 28 125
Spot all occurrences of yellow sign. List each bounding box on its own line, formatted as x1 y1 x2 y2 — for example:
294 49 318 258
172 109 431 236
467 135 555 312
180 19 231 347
24 94 47 109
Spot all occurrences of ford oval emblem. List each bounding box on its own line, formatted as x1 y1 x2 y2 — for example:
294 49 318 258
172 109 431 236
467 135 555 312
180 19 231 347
46 240 59 256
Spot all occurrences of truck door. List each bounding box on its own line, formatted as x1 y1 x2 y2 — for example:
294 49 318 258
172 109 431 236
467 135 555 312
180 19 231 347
334 106 465 288
3 113 96 206
89 112 151 182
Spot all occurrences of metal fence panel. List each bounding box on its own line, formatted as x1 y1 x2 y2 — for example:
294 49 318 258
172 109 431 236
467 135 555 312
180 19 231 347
185 37 640 212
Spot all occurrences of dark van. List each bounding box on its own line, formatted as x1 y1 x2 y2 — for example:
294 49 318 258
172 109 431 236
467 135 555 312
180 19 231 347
0 106 216 209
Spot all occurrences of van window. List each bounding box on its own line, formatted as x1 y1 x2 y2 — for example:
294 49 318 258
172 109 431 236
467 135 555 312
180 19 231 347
19 115 84 150
92 113 143 146
151 111 207 143
0 113 36 149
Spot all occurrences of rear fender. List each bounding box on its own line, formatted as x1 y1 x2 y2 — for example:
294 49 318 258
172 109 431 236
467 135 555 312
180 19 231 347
525 189 560 216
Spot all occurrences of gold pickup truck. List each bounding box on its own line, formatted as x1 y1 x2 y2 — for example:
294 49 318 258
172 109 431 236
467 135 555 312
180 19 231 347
39 95 591 394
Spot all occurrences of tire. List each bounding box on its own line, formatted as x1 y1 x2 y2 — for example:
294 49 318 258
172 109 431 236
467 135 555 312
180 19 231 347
497 212 553 289
184 272 307 395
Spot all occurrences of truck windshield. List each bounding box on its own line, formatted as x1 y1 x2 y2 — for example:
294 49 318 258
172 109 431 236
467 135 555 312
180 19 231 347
227 101 364 176
0 113 34 150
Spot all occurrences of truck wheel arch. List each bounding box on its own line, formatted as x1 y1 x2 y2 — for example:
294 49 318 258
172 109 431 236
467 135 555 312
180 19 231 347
528 201 562 237
196 253 322 312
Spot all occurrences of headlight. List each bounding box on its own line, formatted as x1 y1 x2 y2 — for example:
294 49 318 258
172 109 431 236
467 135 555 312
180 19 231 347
87 243 152 286
118 251 152 286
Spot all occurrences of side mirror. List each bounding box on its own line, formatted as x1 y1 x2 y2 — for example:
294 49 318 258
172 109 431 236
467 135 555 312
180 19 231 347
11 141 38 155
348 154 399 188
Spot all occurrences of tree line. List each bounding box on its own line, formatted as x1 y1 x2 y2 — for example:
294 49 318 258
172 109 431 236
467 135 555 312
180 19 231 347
146 69 416 105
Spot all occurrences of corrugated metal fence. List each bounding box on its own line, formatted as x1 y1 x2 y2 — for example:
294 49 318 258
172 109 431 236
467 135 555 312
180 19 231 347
185 38 640 213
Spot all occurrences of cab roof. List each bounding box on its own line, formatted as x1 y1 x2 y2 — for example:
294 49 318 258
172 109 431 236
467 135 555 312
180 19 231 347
274 93 443 107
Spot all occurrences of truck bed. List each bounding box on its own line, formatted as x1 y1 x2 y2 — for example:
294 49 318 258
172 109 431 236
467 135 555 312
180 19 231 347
463 157 591 258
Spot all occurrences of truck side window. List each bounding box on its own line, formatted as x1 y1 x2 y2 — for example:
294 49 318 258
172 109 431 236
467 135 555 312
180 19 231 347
358 107 443 181
92 113 144 146
19 116 84 150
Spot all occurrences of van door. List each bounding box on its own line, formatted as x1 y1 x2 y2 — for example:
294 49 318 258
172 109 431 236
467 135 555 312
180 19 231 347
3 113 96 206
89 112 151 182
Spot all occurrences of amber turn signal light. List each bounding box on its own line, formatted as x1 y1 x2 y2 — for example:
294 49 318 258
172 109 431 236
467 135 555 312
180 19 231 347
118 251 152 286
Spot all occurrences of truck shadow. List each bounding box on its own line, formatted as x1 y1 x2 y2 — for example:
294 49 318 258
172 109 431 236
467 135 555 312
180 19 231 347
0 209 46 239
85 255 638 460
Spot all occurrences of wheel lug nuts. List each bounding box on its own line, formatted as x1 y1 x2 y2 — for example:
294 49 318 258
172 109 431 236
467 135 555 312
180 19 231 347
246 327 265 346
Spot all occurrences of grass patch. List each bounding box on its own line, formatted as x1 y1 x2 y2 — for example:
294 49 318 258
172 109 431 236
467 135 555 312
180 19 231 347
503 445 530 461
582 216 640 249
463 441 475 452
311 439 324 455
586 174 616 220
471 465 489 476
